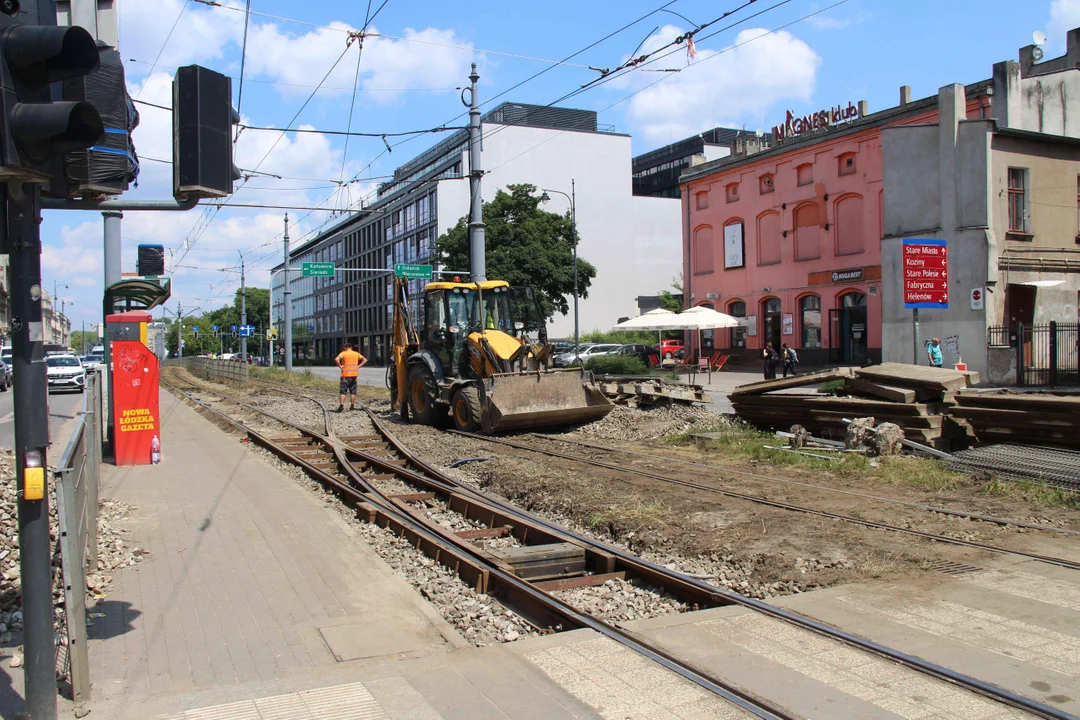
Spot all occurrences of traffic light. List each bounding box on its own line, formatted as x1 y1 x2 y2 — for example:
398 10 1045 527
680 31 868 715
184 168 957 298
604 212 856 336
51 44 138 198
0 21 103 184
173 65 240 199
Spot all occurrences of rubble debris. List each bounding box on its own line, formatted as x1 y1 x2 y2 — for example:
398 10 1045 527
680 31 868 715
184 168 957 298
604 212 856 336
788 425 809 449
845 417 876 450
596 377 711 407
872 423 905 456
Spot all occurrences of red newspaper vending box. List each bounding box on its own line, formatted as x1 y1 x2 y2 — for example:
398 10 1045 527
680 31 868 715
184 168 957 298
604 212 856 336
112 339 161 466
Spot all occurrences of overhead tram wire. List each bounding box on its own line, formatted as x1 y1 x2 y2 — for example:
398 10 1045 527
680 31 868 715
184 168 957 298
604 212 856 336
135 0 189 100
235 0 252 140
171 31 363 272
222 0 697 264
339 0 375 206
481 0 850 177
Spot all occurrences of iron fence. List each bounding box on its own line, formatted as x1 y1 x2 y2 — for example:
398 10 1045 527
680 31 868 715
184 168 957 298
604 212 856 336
54 369 103 712
185 357 250 385
986 322 1080 387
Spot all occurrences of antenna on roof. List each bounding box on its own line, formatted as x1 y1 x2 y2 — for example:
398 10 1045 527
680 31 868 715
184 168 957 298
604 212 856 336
1032 30 1047 62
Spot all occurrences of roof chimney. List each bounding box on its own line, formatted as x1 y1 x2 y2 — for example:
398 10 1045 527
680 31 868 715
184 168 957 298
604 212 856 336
899 85 912 106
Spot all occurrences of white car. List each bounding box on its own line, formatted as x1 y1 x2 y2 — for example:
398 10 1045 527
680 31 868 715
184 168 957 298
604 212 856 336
46 354 85 393
554 343 620 367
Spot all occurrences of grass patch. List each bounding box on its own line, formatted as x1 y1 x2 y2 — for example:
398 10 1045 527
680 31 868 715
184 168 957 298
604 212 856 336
818 379 846 395
585 499 670 536
978 478 1080 509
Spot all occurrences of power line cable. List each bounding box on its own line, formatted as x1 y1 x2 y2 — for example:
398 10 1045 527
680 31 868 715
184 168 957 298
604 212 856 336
235 0 251 140
135 0 189 99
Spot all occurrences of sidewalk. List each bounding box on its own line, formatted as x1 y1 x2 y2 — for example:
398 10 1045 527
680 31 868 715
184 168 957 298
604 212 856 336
74 392 601 719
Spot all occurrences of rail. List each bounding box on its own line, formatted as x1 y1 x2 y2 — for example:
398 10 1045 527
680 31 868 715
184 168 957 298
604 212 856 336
54 369 103 712
160 373 1074 719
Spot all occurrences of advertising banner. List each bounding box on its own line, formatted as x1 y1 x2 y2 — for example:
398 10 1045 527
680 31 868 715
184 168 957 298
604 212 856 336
902 238 948 309
723 223 745 269
112 340 161 466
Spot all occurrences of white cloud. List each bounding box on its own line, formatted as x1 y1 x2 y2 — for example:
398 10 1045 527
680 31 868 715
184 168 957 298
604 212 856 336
1048 0 1080 47
626 28 821 144
121 0 245 74
804 2 871 30
42 221 103 281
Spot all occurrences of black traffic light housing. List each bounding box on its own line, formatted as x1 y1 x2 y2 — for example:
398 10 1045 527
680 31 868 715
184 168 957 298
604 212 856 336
0 22 103 183
173 65 240 199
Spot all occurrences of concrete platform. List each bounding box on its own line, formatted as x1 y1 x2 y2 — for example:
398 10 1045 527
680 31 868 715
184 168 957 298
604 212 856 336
12 389 1075 719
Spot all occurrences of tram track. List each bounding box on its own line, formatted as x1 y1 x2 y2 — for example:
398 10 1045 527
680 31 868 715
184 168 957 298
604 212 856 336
160 369 1074 719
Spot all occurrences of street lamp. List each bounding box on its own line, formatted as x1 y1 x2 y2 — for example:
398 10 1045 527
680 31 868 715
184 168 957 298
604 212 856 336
538 180 578 354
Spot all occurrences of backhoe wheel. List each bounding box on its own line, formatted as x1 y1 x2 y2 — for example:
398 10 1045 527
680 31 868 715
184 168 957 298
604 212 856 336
451 386 482 433
408 365 440 426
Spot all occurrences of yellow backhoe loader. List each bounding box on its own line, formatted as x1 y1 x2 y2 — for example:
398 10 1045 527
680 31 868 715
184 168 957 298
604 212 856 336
389 275 613 433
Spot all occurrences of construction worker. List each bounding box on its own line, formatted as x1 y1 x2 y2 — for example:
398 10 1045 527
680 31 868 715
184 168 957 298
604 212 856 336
335 342 367 412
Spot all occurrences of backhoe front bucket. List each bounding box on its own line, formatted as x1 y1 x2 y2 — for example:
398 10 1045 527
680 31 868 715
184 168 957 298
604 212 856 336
479 370 614 433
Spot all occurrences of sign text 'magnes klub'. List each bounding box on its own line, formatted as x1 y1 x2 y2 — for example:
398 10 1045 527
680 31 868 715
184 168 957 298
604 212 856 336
772 101 865 142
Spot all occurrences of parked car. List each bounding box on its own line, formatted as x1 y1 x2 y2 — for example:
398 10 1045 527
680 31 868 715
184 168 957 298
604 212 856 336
556 343 621 367
550 339 575 355
657 339 686 360
45 354 85 393
0 347 11 368
553 343 593 367
0 359 11 391
613 344 660 368
80 354 104 370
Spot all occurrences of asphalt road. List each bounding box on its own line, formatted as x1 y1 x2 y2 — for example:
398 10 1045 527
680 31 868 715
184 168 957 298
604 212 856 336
290 365 389 390
0 383 86 453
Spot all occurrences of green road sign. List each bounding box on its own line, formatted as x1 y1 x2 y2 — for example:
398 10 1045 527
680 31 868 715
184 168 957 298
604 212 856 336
302 262 335 277
394 263 433 279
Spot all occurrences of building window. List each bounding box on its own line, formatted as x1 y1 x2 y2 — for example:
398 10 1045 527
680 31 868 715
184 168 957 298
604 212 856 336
696 191 709 210
794 202 821 260
800 295 821 348
728 300 746 348
756 211 781 265
1008 167 1029 234
834 194 865 255
725 183 739 203
796 163 813 187
838 152 856 176
693 226 714 274
759 174 774 194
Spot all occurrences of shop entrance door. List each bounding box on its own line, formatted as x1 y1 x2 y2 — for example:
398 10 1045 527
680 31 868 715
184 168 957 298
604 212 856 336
829 293 868 364
762 298 782 352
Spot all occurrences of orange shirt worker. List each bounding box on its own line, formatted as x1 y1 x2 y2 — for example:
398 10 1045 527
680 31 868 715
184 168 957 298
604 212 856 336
335 343 367 412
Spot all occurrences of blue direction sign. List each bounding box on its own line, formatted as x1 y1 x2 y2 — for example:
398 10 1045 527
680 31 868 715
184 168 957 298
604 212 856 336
239 325 256 338
307 325 314 332
193 326 199 331
211 325 219 332
231 325 237 331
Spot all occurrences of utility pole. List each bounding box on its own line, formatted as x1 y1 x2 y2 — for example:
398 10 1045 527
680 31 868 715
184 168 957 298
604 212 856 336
7 182 59 720
465 64 486 282
283 213 292 371
176 302 183 359
239 252 247 362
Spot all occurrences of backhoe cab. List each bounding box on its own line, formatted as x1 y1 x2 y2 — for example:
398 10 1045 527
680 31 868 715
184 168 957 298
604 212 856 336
390 277 613 433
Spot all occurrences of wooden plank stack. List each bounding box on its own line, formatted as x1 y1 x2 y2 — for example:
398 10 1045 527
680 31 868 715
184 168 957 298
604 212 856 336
731 363 980 451
950 392 1080 448
597 378 711 407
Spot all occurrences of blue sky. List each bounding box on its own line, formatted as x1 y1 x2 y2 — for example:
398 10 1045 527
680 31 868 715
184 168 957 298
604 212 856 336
43 0 1080 330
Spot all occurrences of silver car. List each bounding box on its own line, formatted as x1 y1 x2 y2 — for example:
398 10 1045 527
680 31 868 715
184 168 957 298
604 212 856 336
555 343 620 367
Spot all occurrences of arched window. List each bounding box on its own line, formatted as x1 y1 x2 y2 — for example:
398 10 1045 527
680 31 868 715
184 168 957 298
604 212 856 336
693 225 714 274
794 203 821 260
757 211 781 266
762 298 782 351
723 219 745 269
728 300 746 348
841 291 867 307
835 194 864 255
800 295 822 348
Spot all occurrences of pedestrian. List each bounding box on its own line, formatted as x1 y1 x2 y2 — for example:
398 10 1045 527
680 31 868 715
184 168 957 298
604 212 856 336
927 337 943 368
782 343 798 377
762 342 780 379
335 342 367 412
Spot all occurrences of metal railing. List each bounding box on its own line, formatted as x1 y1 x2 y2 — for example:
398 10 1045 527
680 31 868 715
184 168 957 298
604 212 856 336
185 357 250 385
54 369 103 711
987 322 1080 387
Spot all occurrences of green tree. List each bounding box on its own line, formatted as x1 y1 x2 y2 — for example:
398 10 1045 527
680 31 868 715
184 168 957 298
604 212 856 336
69 330 99 354
436 184 596 320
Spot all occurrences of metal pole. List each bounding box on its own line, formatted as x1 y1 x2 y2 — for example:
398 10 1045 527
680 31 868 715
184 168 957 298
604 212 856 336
912 309 919 366
102 210 121 438
268 270 274 368
466 64 486 282
6 183 59 719
177 303 183 360
283 214 293 371
239 253 247 362
571 178 578 354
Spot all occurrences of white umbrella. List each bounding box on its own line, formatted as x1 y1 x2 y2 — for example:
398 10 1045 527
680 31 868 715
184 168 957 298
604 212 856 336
614 308 680 350
670 306 744 362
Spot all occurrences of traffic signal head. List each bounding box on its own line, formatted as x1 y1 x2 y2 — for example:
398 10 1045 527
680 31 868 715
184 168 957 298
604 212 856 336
0 23 103 182
173 65 240 199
